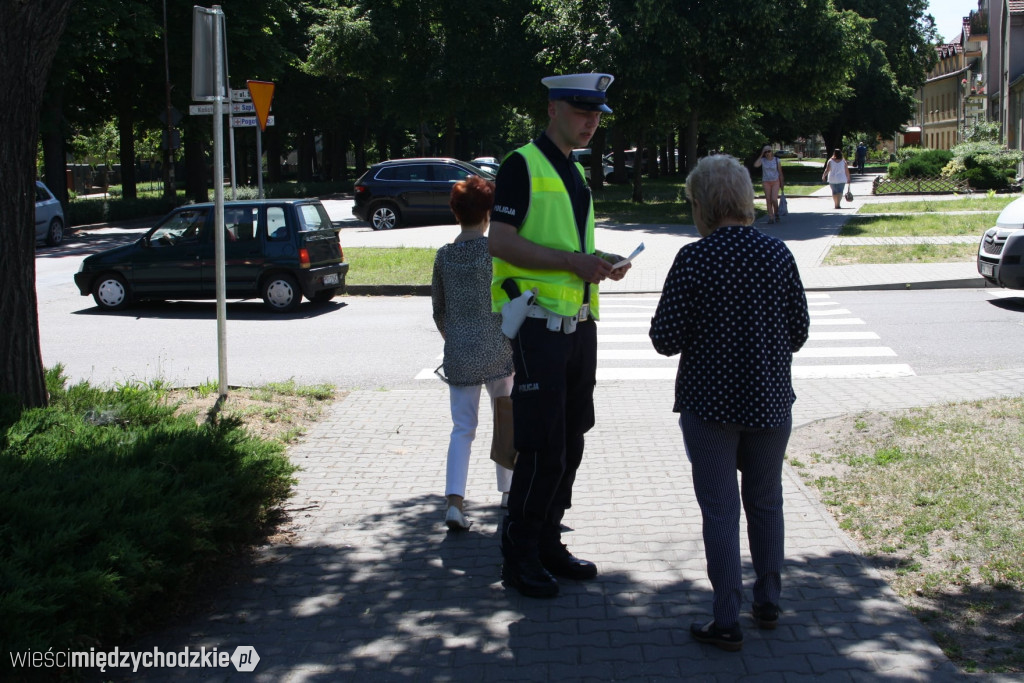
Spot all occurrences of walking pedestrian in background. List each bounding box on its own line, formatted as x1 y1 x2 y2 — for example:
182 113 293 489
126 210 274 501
855 142 868 172
753 145 785 224
431 175 514 531
649 154 810 651
823 148 851 209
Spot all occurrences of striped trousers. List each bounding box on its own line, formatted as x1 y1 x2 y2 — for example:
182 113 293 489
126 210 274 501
678 409 791 629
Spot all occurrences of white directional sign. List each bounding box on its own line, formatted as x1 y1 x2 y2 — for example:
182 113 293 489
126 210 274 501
231 115 275 127
189 102 259 115
231 88 251 101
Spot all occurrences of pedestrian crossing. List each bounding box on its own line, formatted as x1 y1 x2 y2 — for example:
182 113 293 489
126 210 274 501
415 293 916 381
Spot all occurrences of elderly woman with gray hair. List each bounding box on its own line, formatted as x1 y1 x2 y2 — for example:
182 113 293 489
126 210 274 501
649 154 810 652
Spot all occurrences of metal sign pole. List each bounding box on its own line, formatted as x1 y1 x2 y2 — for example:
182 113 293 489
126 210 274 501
256 128 264 198
212 6 228 398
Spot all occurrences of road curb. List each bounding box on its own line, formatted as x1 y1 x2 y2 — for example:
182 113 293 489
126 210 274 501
804 277 989 292
344 284 431 296
342 280 990 296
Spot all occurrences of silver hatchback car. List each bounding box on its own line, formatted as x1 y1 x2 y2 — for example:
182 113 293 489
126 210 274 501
35 181 65 246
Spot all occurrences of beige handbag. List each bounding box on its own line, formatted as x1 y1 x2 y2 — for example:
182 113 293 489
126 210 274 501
490 396 517 470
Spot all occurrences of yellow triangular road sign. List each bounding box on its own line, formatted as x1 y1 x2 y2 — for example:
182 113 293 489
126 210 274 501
246 80 275 132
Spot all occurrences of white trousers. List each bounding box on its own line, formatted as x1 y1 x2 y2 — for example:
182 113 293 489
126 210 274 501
446 376 514 498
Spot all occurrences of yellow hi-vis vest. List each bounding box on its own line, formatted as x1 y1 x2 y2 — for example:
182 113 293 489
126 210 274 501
491 142 599 319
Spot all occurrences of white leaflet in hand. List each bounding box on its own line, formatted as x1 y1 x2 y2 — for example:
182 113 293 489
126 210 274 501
613 242 645 269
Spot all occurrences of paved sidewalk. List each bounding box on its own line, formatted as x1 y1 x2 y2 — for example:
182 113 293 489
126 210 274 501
112 175 1023 681
124 372 1024 682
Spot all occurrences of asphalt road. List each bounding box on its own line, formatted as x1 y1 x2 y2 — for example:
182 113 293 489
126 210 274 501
35 223 1024 390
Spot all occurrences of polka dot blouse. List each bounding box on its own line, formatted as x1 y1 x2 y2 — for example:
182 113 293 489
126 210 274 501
649 225 810 428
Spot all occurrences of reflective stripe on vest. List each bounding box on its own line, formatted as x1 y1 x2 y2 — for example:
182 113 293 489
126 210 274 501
491 142 599 319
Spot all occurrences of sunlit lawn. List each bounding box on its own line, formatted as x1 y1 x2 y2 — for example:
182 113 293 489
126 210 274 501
824 243 977 265
840 213 997 237
858 196 1020 214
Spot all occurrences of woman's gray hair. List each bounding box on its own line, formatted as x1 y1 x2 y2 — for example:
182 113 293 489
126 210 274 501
685 155 755 228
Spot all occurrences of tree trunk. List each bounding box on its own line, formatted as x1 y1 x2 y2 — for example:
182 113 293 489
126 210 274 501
610 126 627 183
266 129 282 183
0 0 74 408
590 127 607 190
117 95 137 200
39 87 68 208
354 125 367 176
184 120 209 203
297 132 315 181
685 110 699 174
631 130 645 203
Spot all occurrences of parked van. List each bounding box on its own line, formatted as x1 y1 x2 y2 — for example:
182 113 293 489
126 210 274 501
978 196 1024 289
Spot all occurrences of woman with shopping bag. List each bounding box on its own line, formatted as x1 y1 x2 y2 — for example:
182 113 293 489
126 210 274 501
822 149 851 209
431 175 515 531
754 145 785 224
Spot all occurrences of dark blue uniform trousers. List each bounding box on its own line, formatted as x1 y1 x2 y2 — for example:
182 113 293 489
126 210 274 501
502 318 597 559
678 409 791 628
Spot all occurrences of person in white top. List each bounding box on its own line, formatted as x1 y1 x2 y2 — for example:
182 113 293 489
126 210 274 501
822 148 851 209
753 145 785 224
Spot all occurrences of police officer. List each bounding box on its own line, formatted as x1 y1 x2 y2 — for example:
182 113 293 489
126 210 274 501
489 73 630 598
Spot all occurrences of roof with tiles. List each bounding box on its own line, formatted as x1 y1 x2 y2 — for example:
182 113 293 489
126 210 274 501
935 42 964 60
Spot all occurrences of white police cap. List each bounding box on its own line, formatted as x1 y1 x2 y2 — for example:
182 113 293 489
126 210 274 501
542 73 614 113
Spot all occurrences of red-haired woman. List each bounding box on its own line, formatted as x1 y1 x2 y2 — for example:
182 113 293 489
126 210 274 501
431 175 514 531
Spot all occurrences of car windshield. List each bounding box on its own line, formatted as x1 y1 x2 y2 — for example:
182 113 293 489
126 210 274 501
149 209 206 246
297 203 333 232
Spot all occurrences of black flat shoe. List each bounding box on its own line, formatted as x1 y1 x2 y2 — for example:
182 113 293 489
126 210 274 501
752 602 779 630
690 619 743 652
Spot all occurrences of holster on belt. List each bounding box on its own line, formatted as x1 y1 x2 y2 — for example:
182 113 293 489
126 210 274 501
500 279 536 339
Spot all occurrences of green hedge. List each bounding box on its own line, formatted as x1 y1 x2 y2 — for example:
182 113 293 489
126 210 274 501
945 141 1022 191
886 149 954 179
0 368 296 656
67 180 353 227
67 197 180 227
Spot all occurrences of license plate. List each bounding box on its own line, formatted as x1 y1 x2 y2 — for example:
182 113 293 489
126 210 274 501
323 273 339 285
981 263 994 277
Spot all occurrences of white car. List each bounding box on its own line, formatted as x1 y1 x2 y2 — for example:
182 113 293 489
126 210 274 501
571 148 613 182
35 181 65 246
978 195 1024 289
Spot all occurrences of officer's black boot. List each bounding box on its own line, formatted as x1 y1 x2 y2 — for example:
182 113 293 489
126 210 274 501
538 519 597 581
501 516 559 598
539 540 598 581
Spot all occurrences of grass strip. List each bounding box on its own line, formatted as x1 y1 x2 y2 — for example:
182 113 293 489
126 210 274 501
791 399 1024 673
592 177 691 224
344 247 436 286
858 196 1020 214
824 243 977 265
839 213 996 237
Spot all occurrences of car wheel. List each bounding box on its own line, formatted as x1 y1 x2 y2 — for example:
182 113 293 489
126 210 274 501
370 202 401 230
45 217 65 246
92 273 131 311
310 288 338 304
261 273 302 312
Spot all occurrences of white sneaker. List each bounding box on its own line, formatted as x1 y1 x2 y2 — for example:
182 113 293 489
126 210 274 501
501 492 509 509
445 505 470 531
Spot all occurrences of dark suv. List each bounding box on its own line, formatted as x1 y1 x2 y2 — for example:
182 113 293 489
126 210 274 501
352 158 494 230
74 199 348 313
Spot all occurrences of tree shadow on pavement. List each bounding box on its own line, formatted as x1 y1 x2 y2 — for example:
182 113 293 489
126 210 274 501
101 493 962 682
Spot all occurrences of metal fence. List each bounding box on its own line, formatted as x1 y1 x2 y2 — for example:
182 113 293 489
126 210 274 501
872 176 970 195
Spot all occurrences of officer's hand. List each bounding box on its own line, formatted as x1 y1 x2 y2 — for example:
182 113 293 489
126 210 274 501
608 262 631 281
569 253 614 284
600 252 631 281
